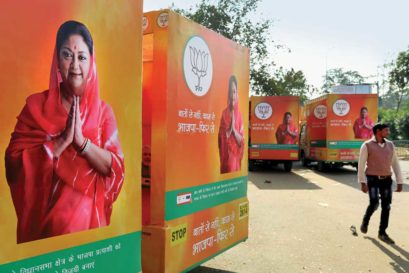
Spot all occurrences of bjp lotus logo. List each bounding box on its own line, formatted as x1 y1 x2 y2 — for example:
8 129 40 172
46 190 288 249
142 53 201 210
183 36 213 97
314 105 327 119
255 102 273 120
332 99 350 116
157 12 169 28
142 16 148 31
189 46 209 92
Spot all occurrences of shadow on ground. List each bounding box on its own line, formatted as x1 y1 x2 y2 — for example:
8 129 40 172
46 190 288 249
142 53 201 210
308 165 360 191
188 266 236 273
308 164 409 192
364 236 409 273
249 163 321 190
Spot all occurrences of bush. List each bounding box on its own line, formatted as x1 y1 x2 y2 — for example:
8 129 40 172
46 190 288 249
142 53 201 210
378 108 399 139
395 110 409 139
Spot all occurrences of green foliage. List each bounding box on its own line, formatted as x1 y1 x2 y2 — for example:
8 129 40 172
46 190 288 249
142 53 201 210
175 0 313 98
378 107 409 140
378 108 399 139
389 48 409 111
379 89 409 109
378 47 409 140
395 110 409 139
321 68 365 92
262 67 316 103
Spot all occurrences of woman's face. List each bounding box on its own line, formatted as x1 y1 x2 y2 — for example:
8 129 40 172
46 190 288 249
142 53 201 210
284 114 292 124
58 34 91 96
229 81 238 110
360 109 368 119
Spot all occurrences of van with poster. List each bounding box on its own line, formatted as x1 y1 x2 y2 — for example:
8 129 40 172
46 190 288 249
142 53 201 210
299 93 378 171
249 96 301 172
142 10 249 273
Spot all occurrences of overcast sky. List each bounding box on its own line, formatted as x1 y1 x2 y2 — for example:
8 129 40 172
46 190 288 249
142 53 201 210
144 0 409 91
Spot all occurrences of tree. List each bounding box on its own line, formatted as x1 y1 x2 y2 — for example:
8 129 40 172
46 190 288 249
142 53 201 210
175 0 311 97
378 108 399 139
321 68 365 92
379 106 409 140
389 48 409 112
262 67 315 102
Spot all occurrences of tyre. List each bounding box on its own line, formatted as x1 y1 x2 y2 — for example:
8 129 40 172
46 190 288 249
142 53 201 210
317 161 327 172
283 161 293 172
249 160 255 171
300 151 309 167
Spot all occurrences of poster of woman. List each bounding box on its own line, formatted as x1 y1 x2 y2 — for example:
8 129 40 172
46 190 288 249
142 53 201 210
353 106 374 139
218 75 244 174
5 21 125 243
0 1 142 271
275 112 299 144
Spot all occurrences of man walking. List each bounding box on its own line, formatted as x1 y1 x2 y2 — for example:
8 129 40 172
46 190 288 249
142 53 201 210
358 123 403 244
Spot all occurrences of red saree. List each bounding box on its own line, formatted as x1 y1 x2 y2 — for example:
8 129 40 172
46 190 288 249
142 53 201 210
5 49 124 243
218 103 244 174
275 123 298 144
353 117 374 139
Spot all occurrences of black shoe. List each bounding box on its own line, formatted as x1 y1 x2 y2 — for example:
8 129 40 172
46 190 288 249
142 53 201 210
378 233 395 244
360 223 368 234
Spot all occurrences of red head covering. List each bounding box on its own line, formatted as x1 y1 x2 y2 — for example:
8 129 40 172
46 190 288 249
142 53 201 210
5 42 124 243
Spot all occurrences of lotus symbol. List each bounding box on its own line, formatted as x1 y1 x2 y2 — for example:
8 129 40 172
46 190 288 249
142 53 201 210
142 16 148 31
333 99 350 116
189 46 209 93
317 108 325 118
183 36 213 96
157 12 168 28
314 105 327 119
335 102 347 115
257 105 270 119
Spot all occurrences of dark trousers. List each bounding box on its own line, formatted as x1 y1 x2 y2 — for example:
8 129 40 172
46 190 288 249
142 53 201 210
362 176 393 235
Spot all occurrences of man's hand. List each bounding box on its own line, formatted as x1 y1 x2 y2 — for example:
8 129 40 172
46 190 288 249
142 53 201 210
361 183 368 193
396 184 403 192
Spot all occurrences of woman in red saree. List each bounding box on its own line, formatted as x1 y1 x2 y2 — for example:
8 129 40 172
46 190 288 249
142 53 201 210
353 106 374 139
275 112 298 144
5 21 125 243
218 75 244 174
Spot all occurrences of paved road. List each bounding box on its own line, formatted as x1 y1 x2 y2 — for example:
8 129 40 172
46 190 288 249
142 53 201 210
191 160 409 273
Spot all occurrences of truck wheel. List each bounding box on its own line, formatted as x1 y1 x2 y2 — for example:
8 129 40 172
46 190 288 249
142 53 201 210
249 160 255 171
317 161 327 172
284 161 293 172
301 151 309 167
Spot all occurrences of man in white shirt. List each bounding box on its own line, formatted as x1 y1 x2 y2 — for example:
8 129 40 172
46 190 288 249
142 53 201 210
358 123 403 244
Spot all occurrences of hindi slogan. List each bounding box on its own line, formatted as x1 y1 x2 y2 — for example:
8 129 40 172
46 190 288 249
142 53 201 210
177 108 216 134
191 211 236 256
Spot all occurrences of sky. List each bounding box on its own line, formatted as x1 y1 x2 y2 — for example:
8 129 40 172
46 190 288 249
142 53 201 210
144 0 409 92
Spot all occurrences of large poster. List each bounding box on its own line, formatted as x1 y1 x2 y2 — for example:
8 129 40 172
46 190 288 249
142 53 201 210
326 94 378 161
327 94 378 142
0 1 142 272
304 94 378 161
249 96 300 160
142 10 249 273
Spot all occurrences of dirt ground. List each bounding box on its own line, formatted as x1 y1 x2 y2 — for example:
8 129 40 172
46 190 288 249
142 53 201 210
190 160 409 273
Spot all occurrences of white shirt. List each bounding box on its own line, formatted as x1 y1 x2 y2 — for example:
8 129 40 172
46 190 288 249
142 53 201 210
357 137 404 184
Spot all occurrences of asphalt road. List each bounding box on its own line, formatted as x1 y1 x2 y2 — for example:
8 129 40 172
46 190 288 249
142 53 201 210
190 160 409 273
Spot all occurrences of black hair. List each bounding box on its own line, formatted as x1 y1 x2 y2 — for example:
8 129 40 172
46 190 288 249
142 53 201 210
284 112 292 117
228 75 237 95
372 123 389 135
360 106 368 112
56 20 93 55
